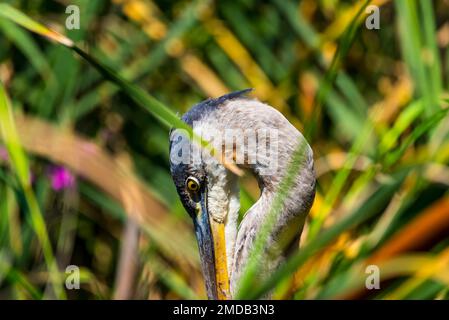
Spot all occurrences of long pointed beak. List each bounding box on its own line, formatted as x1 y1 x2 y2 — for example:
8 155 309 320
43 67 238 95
192 192 230 300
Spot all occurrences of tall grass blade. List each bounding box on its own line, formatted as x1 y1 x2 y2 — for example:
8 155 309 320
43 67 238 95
0 3 242 176
238 172 405 299
0 82 65 299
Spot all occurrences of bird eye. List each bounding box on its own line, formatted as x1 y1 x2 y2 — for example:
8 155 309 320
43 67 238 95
186 177 200 192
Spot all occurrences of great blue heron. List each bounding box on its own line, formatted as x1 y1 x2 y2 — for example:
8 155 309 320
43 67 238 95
169 89 315 299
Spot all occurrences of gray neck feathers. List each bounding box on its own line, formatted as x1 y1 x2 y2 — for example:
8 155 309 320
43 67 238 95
195 98 316 296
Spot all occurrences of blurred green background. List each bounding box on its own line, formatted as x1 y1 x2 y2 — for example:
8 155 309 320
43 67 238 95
0 0 449 300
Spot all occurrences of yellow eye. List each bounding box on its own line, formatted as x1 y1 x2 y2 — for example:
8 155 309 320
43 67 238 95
186 177 200 192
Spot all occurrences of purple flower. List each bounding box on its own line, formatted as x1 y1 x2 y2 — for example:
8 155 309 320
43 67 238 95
49 166 76 191
0 146 8 161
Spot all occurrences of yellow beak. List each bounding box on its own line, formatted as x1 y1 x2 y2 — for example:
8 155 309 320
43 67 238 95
210 218 230 299
193 193 230 300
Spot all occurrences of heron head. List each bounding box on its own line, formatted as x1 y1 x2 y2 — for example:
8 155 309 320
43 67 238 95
168 89 315 299
168 91 251 299
169 155 233 300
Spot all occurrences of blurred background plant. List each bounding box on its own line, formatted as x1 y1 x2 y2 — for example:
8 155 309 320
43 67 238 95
0 0 448 300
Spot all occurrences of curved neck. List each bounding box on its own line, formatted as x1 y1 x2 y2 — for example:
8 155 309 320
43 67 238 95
197 97 315 297
228 150 314 297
